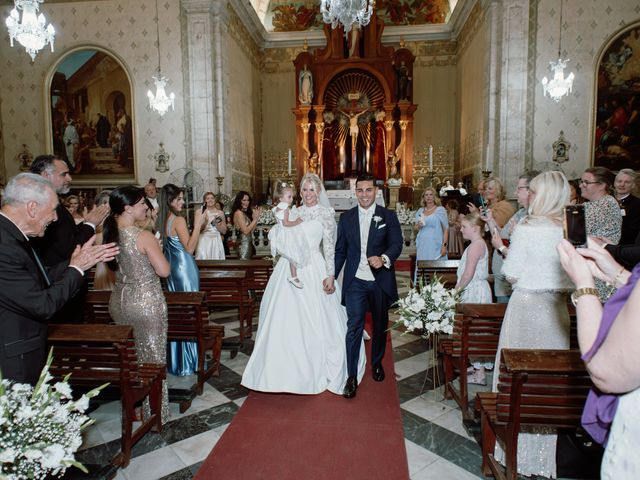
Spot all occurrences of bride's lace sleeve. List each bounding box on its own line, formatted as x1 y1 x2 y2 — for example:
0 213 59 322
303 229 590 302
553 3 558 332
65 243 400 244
320 207 337 276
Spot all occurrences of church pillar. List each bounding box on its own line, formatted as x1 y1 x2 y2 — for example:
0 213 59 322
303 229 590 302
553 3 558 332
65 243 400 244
484 0 531 189
180 0 229 193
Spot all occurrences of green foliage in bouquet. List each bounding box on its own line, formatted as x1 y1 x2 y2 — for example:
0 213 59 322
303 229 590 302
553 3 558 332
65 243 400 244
0 349 107 480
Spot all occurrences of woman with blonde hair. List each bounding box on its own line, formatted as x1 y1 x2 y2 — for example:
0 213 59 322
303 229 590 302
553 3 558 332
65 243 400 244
414 187 449 281
468 176 515 229
491 170 574 478
64 195 85 224
196 191 227 260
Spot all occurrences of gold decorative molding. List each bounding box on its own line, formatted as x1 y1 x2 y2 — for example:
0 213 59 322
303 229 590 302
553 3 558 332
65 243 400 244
227 3 262 68
456 1 486 58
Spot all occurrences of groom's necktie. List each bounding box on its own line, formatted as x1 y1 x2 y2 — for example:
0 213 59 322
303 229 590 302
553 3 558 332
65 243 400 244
30 245 51 287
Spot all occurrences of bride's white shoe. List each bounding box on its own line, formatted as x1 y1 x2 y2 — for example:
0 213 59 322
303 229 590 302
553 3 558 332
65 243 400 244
288 276 304 289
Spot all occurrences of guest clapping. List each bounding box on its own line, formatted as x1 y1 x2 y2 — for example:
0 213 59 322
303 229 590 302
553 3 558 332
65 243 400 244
232 191 261 259
196 192 226 260
468 176 515 229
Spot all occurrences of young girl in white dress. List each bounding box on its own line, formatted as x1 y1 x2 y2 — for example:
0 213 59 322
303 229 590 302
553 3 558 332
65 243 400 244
456 211 492 384
268 181 309 288
195 192 227 260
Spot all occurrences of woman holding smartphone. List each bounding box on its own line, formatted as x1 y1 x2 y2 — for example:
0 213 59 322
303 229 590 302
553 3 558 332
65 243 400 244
196 191 227 260
467 176 515 230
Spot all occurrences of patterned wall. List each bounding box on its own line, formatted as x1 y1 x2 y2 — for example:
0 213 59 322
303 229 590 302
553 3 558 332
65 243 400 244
532 0 640 179
0 0 186 186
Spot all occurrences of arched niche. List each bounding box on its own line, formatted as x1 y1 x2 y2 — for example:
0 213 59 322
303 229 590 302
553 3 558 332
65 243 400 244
592 22 640 171
44 46 136 185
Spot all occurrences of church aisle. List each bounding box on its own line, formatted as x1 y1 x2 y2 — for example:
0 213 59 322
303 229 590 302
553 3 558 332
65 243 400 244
72 272 483 480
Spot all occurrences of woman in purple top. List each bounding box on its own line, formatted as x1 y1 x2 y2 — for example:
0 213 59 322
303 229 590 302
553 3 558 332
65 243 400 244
557 238 640 479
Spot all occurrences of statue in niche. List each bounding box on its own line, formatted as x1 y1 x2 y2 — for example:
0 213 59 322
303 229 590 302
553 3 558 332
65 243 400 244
387 151 400 179
299 65 313 105
395 61 411 101
308 152 319 175
346 24 362 58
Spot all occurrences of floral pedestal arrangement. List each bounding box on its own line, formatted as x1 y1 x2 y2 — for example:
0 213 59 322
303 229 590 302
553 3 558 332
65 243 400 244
392 275 461 398
0 350 105 480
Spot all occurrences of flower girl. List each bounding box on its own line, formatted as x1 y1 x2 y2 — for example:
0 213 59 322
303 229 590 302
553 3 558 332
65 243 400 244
455 211 492 384
268 181 309 288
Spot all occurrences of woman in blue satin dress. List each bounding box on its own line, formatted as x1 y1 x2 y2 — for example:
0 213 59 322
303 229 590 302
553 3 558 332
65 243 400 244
157 183 205 376
414 187 449 282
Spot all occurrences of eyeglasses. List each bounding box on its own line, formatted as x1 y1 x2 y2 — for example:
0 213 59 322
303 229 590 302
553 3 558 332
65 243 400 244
579 179 601 185
516 186 529 191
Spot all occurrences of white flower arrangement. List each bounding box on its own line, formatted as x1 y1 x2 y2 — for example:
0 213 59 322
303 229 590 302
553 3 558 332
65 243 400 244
258 208 276 225
392 276 462 337
0 350 106 479
395 204 416 225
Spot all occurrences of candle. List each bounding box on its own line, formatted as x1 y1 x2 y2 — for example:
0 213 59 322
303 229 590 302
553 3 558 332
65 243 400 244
218 153 222 173
428 145 433 170
288 148 292 175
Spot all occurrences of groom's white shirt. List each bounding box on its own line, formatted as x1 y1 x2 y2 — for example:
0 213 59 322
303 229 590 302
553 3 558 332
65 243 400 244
356 206 375 281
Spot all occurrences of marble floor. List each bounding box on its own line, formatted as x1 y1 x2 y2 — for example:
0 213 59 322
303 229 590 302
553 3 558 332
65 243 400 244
70 273 498 480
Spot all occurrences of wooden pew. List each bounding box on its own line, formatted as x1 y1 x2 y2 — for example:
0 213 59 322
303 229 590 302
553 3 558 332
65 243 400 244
414 259 460 288
196 258 273 303
440 303 507 419
47 324 165 468
198 270 253 345
165 291 224 412
476 349 591 480
83 290 112 324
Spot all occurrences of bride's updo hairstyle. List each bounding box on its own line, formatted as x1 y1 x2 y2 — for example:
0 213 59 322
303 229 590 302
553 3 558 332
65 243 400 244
528 170 570 222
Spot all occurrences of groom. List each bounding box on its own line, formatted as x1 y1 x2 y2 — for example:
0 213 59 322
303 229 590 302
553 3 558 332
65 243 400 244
331 173 403 398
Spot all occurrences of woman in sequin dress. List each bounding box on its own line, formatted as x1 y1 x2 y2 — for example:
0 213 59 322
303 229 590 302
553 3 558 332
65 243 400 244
231 191 260 259
580 167 622 301
157 184 205 376
105 186 171 423
492 171 574 478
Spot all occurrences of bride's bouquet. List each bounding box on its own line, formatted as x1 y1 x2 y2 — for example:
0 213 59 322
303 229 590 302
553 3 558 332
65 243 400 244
0 350 106 479
392 276 461 338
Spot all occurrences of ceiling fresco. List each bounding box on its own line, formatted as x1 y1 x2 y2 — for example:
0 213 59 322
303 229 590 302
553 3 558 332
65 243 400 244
253 0 455 33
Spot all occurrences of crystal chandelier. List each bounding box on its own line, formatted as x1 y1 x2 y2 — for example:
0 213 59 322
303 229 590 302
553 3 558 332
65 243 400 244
147 0 175 116
5 0 55 62
320 0 374 34
541 0 575 102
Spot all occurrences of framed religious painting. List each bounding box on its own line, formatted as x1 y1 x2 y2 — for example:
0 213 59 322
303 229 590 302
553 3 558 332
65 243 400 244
594 23 640 171
47 47 136 184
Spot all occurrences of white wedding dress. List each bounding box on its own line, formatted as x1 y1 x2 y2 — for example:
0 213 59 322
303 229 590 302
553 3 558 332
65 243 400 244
242 203 366 395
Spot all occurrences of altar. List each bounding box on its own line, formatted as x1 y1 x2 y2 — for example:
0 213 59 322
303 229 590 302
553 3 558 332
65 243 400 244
326 189 385 211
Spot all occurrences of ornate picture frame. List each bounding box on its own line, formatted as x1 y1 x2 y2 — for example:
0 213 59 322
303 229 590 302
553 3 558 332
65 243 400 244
552 131 570 164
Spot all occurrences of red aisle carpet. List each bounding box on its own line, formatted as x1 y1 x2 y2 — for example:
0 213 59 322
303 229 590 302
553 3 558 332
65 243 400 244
195 333 409 480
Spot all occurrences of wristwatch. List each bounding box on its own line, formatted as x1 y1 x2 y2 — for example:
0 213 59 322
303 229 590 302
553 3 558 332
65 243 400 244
442 243 448 247
571 287 599 306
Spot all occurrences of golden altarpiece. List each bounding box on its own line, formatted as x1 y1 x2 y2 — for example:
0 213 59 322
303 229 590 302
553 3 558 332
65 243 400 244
292 14 416 188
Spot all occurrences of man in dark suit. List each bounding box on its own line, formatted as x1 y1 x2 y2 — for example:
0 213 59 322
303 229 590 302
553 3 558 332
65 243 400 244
30 155 109 322
0 173 118 384
333 174 403 398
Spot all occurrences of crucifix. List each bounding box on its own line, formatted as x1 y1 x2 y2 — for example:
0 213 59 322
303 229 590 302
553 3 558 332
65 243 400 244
338 97 371 174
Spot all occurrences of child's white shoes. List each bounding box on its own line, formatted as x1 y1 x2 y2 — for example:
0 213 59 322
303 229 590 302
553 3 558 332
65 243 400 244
288 277 304 289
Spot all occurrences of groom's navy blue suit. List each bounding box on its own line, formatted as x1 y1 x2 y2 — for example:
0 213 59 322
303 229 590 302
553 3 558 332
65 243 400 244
335 203 403 377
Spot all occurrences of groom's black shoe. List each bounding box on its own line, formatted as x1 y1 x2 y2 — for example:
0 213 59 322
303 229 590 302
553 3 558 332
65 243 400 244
343 376 357 399
372 363 385 382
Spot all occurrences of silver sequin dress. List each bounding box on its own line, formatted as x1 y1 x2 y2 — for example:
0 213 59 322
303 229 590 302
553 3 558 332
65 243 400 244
491 218 574 478
109 226 169 424
235 211 255 259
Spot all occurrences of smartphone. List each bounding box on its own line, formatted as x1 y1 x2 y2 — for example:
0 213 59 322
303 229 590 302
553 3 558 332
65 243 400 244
564 205 587 248
201 204 206 213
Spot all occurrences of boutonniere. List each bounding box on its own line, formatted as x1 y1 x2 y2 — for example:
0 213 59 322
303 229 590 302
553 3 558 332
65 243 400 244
373 215 382 226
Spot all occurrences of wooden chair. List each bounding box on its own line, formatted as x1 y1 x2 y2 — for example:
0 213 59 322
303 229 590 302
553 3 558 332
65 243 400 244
198 270 254 344
414 259 460 288
47 324 165 468
165 291 224 412
476 349 592 480
196 258 273 304
440 303 506 419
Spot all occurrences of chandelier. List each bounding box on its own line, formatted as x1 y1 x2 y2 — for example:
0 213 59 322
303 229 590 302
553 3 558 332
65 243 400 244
147 0 175 116
541 0 575 102
320 0 374 34
5 0 55 61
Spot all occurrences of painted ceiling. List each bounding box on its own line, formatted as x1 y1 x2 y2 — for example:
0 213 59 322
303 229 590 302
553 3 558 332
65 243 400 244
250 0 458 32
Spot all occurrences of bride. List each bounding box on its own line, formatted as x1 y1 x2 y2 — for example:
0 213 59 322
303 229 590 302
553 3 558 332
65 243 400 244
242 173 366 394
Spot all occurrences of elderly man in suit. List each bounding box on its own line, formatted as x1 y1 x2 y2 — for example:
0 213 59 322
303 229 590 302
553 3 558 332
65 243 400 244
332 173 403 398
0 173 118 384
30 155 109 322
